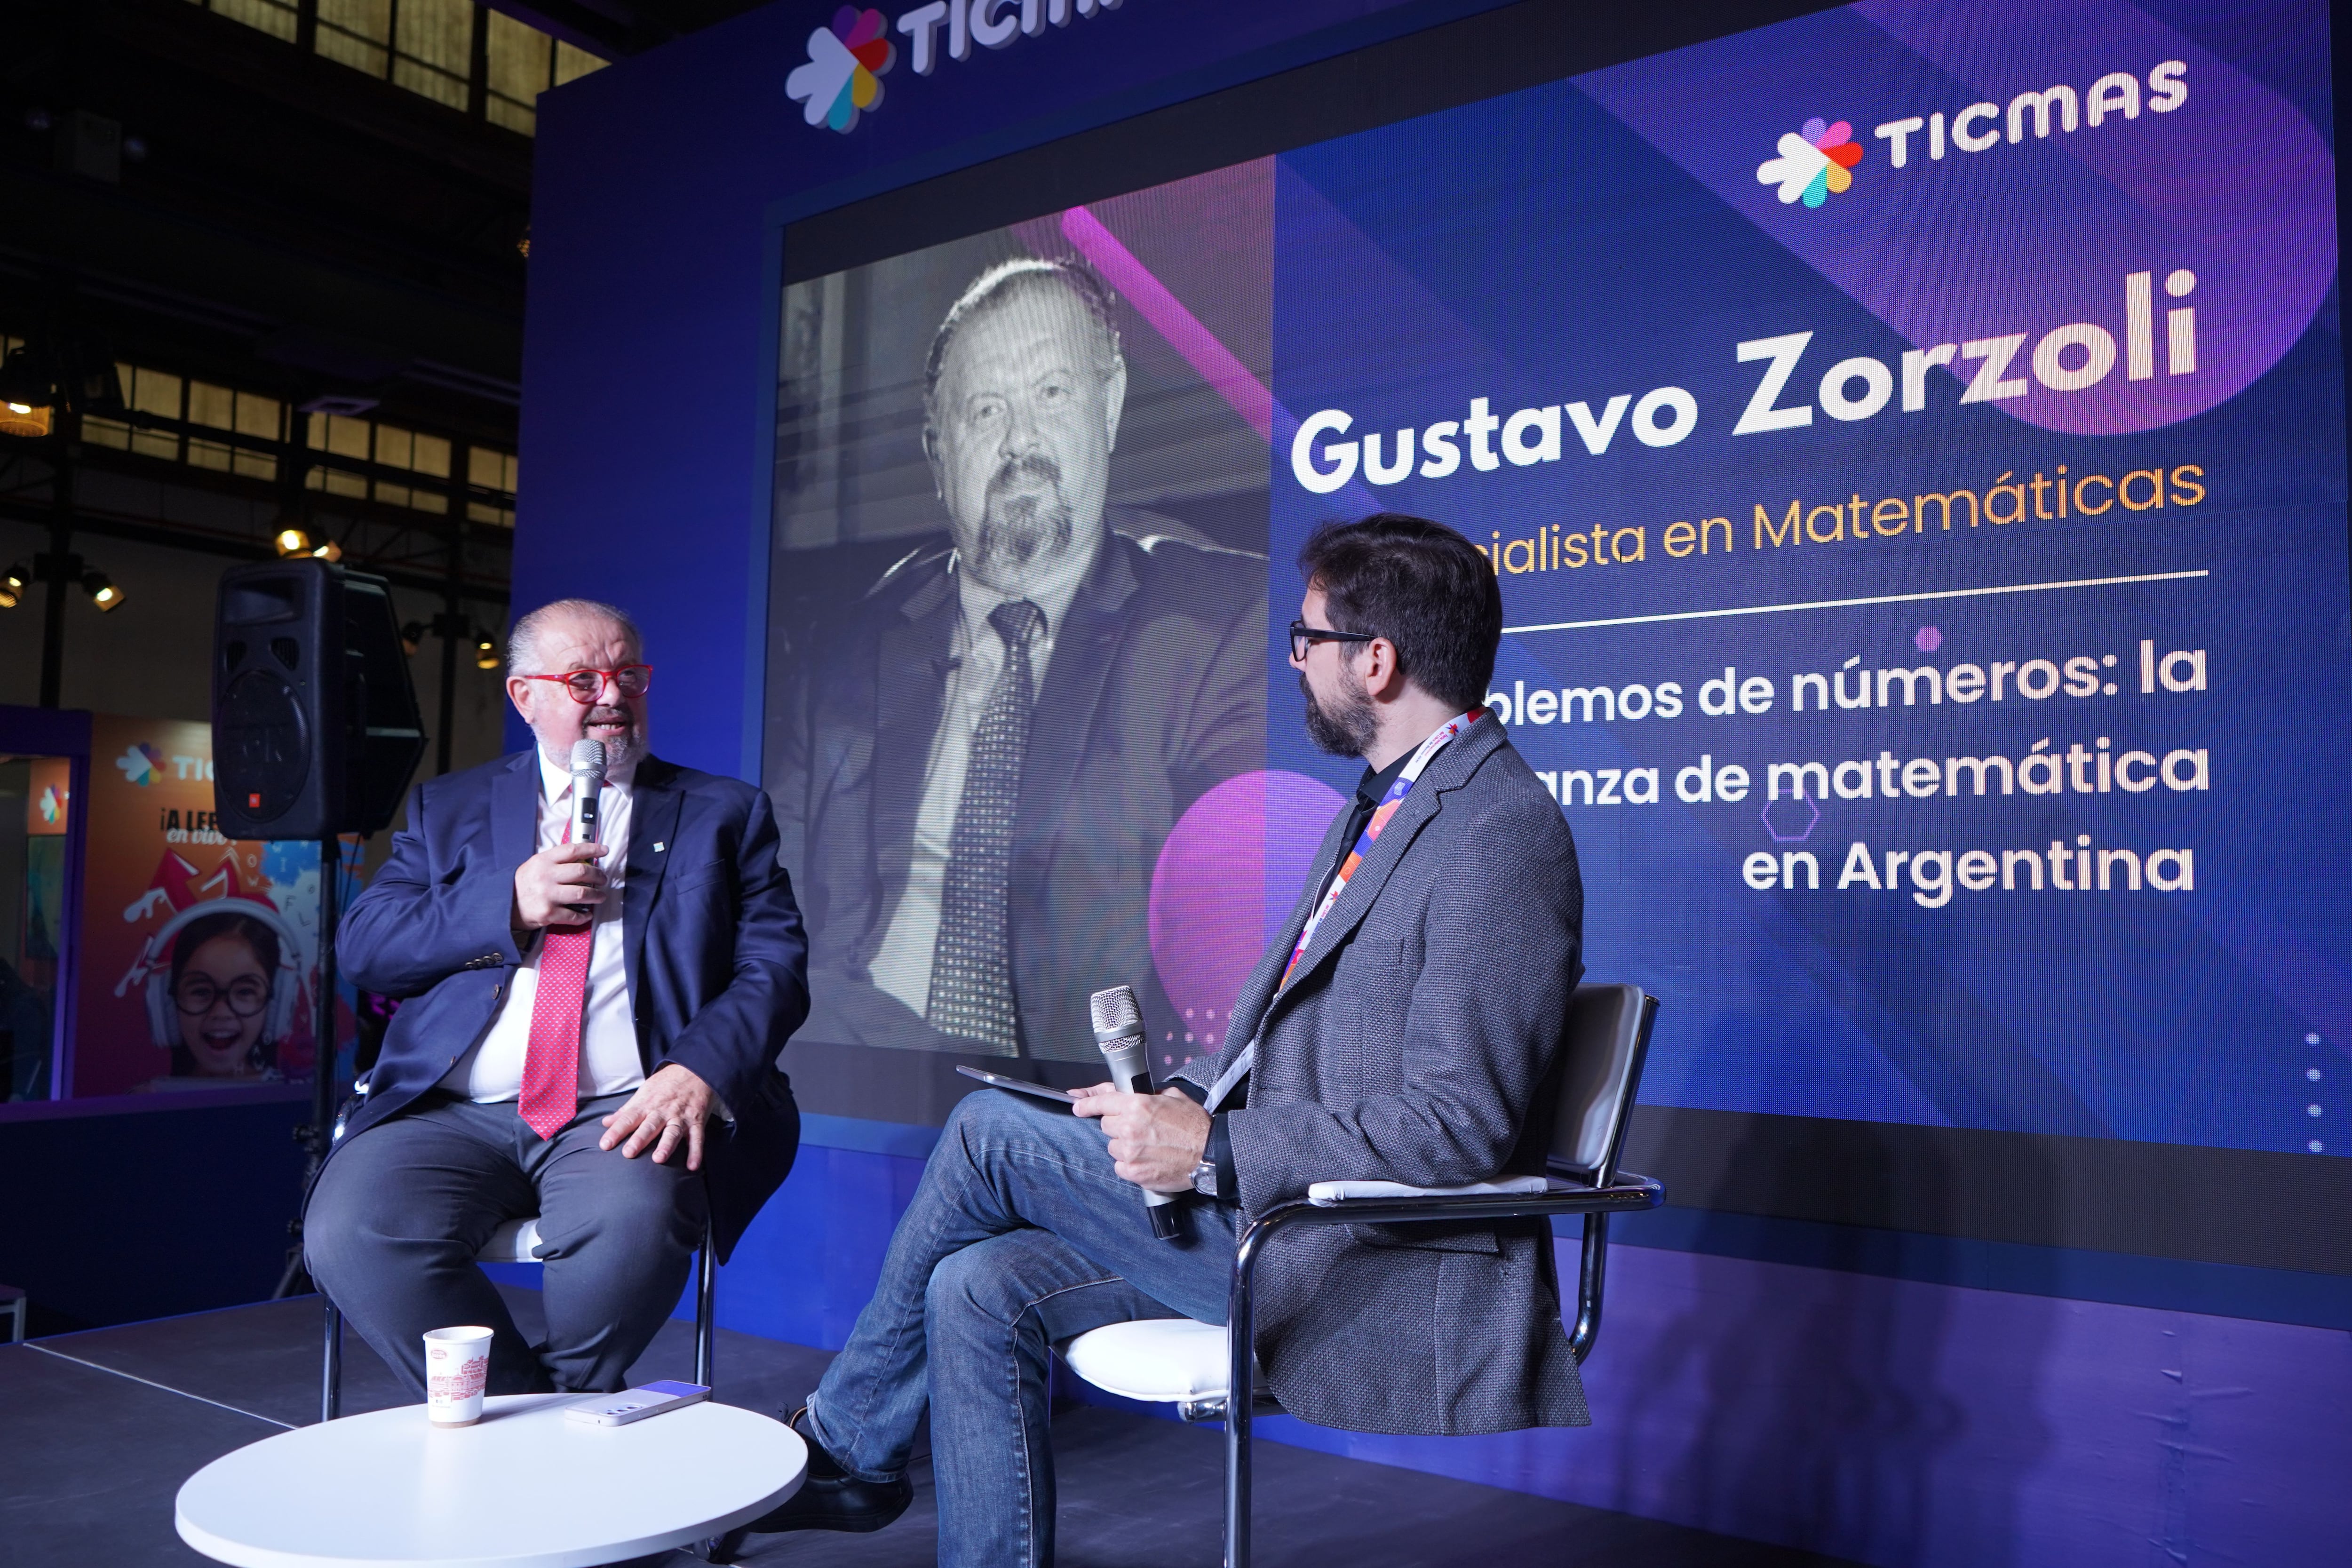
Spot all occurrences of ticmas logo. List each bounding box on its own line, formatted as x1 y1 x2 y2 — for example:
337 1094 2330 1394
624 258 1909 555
787 7 896 133
1757 117 1865 208
115 742 164 786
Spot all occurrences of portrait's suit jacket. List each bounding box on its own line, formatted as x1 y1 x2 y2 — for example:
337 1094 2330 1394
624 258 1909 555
1172 714 1589 1436
329 751 810 1262
769 529 1264 1060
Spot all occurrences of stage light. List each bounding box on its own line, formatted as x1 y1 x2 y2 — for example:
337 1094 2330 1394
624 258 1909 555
400 620 426 655
310 539 344 563
0 401 52 438
275 528 312 557
474 628 500 670
0 561 25 609
82 570 123 611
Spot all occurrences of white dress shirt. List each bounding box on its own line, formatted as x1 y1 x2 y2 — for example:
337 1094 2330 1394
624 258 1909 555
440 748 644 1103
868 537 1098 1017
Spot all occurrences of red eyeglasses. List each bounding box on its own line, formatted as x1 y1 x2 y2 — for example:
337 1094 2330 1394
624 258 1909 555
518 665 653 702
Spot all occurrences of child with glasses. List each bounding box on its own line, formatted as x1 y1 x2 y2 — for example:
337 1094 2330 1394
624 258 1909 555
168 910 284 1079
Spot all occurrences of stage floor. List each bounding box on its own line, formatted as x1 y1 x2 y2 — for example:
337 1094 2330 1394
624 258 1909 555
2 1289 1853 1567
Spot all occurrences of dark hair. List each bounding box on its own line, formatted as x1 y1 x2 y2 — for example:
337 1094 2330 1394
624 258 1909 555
923 256 1123 421
1297 513 1503 711
167 910 284 1076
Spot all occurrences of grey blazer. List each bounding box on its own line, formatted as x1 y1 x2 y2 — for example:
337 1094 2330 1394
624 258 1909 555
1172 713 1588 1436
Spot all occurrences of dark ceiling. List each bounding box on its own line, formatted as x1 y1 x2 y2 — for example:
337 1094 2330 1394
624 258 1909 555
0 0 774 443
0 0 778 615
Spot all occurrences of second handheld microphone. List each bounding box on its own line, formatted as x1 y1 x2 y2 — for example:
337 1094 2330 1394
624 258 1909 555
1090 984 1182 1242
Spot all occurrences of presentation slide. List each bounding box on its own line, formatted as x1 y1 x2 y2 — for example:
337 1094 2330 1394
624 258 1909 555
767 164 1274 1065
770 0 2344 1162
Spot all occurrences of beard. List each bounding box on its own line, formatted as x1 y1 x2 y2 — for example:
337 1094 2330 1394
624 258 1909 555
580 706 644 771
971 453 1076 584
1300 669 1378 758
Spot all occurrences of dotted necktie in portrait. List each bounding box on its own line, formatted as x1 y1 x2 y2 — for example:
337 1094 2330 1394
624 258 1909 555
928 599 1044 1055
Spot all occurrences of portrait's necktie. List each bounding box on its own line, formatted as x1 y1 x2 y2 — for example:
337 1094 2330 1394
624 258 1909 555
928 599 1043 1055
519 816 592 1139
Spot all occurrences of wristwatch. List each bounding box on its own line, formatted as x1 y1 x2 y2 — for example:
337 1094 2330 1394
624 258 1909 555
1190 1159 1221 1199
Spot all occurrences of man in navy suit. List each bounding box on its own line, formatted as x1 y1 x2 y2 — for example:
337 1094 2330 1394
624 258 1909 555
306 599 808 1397
769 258 1263 1062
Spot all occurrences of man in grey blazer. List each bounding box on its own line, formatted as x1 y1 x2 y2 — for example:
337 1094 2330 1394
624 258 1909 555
739 514 1584 1565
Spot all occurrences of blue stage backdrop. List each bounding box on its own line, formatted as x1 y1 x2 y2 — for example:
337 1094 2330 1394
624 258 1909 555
511 2 2352 1562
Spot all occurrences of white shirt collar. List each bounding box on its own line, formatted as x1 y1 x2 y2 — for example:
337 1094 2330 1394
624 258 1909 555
949 526 1102 652
536 745 639 802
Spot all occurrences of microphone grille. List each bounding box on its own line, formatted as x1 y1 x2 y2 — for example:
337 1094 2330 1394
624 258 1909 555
570 738 606 774
1089 984 1142 1037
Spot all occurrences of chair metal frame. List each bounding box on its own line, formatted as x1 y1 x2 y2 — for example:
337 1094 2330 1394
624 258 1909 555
1175 987 1666 1568
318 1213 720 1424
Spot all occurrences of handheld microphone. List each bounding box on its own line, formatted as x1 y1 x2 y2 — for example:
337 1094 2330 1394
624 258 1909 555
569 738 606 846
1091 984 1182 1242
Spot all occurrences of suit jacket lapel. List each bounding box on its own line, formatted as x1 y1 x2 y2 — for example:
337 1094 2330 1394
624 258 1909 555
870 568 955 949
1262 717 1505 1027
622 756 685 1018
1222 799 1354 1051
1016 536 1137 883
491 751 537 876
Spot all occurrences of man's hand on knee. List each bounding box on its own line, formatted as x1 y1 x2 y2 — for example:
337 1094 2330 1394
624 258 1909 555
1075 1086 1208 1193
600 1063 714 1169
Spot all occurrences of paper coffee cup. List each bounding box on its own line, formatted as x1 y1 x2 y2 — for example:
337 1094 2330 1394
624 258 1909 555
423 1326 494 1425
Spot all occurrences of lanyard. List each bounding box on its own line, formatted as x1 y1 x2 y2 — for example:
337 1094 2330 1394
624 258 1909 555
1278 708 1483 989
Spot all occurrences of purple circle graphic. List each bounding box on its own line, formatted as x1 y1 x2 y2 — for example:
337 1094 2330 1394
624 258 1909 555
1149 770 1346 1031
1915 625 1943 652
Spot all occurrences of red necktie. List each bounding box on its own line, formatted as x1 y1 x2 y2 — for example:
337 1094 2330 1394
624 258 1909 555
519 819 592 1140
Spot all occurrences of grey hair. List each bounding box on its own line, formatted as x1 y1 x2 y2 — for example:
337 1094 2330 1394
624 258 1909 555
507 598 641 676
922 256 1122 423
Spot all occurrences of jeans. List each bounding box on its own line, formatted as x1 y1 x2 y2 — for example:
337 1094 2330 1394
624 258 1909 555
807 1088 1237 1568
305 1090 707 1397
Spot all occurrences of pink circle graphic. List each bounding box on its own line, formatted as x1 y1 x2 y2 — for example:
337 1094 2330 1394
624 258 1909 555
1149 771 1346 1033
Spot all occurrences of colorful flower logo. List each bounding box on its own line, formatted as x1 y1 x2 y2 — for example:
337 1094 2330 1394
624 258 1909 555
786 7 895 134
36 784 65 824
115 741 164 786
1756 117 1864 208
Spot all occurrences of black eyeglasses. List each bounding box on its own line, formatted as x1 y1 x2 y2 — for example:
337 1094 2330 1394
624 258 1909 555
174 974 271 1018
1288 620 1378 663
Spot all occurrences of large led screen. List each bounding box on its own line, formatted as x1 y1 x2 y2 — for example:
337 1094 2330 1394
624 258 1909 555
768 0 2345 1162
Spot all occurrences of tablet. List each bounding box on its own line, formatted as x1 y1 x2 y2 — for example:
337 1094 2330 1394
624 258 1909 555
955 1065 1079 1106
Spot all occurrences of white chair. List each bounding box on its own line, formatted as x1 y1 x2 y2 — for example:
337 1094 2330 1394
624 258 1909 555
1061 982 1666 1568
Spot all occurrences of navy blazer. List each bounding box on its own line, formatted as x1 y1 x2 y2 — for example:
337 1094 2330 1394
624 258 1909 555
329 749 810 1261
769 530 1264 1059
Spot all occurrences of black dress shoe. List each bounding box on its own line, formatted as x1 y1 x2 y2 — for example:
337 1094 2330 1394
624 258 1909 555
739 1408 913 1536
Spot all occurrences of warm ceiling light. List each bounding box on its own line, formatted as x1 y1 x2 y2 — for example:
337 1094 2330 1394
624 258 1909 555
0 562 23 609
83 570 123 612
0 402 52 438
275 528 312 557
399 620 426 656
310 539 344 562
473 629 500 671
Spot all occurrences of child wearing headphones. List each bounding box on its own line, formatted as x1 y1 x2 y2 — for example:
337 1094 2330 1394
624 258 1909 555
118 897 305 1089
160 906 294 1079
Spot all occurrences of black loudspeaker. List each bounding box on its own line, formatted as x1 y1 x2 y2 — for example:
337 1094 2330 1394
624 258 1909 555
213 560 428 840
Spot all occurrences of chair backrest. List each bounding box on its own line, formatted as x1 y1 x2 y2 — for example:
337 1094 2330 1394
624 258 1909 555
1546 984 1659 1186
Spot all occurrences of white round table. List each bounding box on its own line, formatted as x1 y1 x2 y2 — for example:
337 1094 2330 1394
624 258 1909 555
176 1394 805 1568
